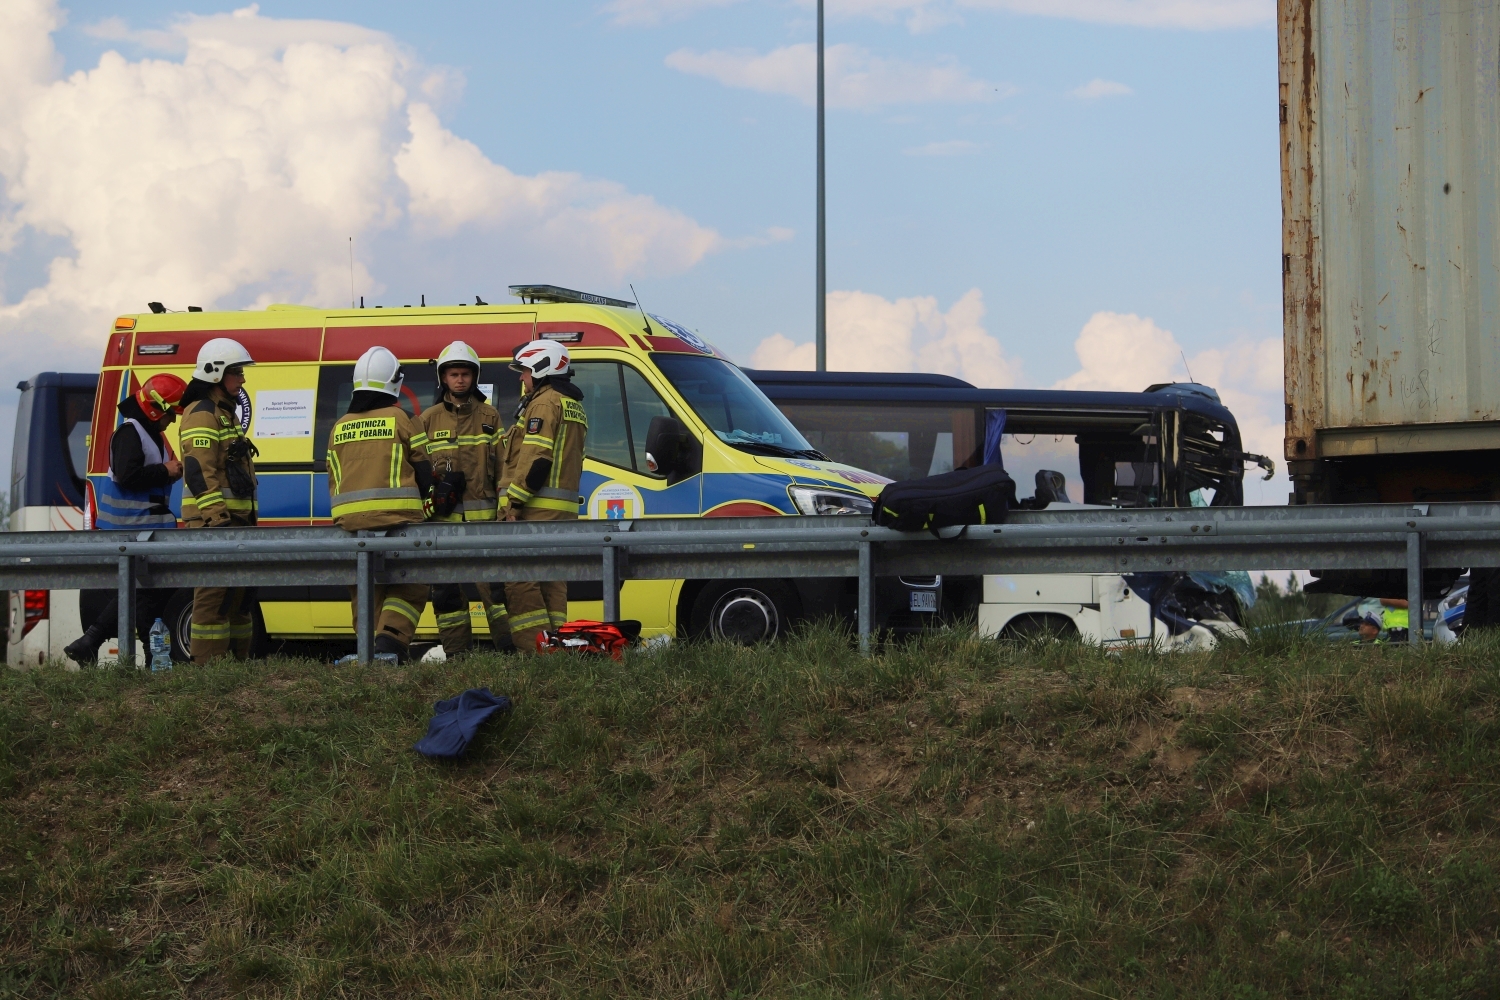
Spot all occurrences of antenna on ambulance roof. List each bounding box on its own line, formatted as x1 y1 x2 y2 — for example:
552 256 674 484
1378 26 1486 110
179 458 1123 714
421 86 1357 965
348 237 354 309
630 283 655 339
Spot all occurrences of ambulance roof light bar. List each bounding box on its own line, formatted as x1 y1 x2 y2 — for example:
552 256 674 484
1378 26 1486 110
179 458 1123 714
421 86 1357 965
509 284 635 308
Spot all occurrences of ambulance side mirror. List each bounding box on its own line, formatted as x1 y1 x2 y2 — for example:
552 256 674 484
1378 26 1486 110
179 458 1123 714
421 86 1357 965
645 416 682 478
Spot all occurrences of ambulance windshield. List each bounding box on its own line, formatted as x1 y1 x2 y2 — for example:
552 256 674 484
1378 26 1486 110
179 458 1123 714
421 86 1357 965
652 354 822 458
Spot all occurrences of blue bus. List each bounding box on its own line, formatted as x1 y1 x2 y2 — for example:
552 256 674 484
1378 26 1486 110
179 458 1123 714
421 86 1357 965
7 372 98 666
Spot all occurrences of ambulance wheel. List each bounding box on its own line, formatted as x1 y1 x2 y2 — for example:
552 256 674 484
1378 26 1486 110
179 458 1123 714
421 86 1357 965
690 581 799 645
165 590 194 663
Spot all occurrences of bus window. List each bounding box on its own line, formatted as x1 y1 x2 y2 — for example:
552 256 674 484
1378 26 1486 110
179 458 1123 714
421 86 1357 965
11 373 97 516
999 433 1083 503
62 388 92 482
774 402 982 481
10 382 34 508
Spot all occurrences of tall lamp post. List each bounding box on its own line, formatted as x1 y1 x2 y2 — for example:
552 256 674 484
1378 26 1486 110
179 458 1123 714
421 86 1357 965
815 0 827 371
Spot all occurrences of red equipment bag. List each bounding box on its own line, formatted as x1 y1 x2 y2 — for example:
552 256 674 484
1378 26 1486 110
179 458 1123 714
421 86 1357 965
536 620 643 660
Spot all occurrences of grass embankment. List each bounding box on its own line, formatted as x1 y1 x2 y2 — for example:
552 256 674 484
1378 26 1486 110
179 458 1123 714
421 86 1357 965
2 627 1498 998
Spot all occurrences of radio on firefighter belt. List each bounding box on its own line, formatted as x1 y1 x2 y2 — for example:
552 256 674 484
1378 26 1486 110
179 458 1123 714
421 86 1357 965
225 436 259 500
430 464 467 518
226 436 259 464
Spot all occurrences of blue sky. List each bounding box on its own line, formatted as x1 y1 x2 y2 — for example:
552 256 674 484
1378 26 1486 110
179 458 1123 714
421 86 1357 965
0 0 1287 499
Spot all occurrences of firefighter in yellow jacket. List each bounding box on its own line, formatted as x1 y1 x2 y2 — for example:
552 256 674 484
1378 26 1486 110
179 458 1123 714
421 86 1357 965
500 339 588 651
421 340 512 656
327 346 434 663
180 338 259 663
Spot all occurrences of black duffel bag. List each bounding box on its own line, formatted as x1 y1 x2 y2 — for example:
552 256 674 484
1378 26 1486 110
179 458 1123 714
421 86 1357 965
872 465 1017 531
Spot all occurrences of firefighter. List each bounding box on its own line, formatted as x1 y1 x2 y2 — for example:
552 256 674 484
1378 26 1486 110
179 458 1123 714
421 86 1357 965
327 346 434 663
180 339 260 663
499 339 587 652
66 373 187 665
420 341 513 656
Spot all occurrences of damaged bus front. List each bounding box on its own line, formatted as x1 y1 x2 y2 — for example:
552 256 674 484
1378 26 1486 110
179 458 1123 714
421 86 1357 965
748 372 1275 647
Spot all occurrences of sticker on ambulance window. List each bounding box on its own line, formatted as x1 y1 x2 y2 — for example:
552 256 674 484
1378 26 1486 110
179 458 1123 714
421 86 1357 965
252 389 314 438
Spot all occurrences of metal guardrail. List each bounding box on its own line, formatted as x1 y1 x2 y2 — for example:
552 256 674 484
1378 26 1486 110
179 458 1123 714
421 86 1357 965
3 501 1498 660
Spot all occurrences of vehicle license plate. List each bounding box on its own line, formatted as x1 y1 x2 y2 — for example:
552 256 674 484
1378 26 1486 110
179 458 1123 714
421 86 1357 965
910 591 938 613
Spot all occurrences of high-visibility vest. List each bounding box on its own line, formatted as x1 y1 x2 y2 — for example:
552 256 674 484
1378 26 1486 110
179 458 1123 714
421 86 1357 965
95 419 178 530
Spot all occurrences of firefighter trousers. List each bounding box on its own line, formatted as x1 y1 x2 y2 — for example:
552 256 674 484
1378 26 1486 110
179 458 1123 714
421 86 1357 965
430 582 510 656
346 583 430 650
506 507 574 652
190 587 255 663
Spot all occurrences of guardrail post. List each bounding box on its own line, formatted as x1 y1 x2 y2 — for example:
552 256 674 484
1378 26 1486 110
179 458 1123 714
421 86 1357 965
602 543 620 623
858 539 873 656
1406 528 1424 647
601 522 630 624
116 555 135 668
356 547 374 664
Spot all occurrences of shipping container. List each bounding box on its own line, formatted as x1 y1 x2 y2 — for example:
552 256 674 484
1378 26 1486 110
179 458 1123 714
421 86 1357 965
1280 0 1500 505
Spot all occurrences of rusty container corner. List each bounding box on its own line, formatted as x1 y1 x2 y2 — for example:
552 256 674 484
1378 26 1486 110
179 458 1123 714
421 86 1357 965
1279 0 1500 505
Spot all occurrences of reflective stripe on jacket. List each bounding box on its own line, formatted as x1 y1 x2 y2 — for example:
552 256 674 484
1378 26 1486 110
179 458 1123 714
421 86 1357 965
500 382 587 514
98 419 178 530
327 405 430 531
419 393 502 521
181 390 257 524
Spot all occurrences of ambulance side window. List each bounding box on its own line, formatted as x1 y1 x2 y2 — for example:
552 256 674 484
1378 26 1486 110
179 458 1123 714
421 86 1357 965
313 365 355 471
483 365 522 422
569 362 633 470
621 366 675 473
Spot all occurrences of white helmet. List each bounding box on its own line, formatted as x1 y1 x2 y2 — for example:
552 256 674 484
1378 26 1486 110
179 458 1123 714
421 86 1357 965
353 346 405 397
195 338 254 383
437 340 480 375
509 339 569 379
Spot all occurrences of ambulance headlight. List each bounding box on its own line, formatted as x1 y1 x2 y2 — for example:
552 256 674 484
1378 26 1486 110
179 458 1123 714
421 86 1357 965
789 486 873 517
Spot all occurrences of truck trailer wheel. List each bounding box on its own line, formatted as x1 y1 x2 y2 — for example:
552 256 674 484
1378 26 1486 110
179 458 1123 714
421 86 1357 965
998 613 1079 643
689 580 800 645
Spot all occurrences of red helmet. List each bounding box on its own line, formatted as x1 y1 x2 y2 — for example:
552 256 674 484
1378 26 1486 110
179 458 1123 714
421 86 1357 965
135 373 188 421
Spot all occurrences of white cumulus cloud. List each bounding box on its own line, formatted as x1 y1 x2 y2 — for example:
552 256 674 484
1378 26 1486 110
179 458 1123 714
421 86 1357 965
956 0 1273 30
750 288 1021 387
0 0 721 380
1072 78 1133 99
666 43 1006 110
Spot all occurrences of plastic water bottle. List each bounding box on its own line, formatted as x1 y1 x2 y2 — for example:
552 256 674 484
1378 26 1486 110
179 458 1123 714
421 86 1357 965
149 618 172 672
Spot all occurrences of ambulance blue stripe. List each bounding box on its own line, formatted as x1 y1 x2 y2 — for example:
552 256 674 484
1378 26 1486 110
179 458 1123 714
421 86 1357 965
700 472 796 514
313 473 332 518
256 474 314 520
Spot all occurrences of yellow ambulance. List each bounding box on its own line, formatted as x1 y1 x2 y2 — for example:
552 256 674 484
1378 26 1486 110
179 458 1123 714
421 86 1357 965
85 285 917 656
